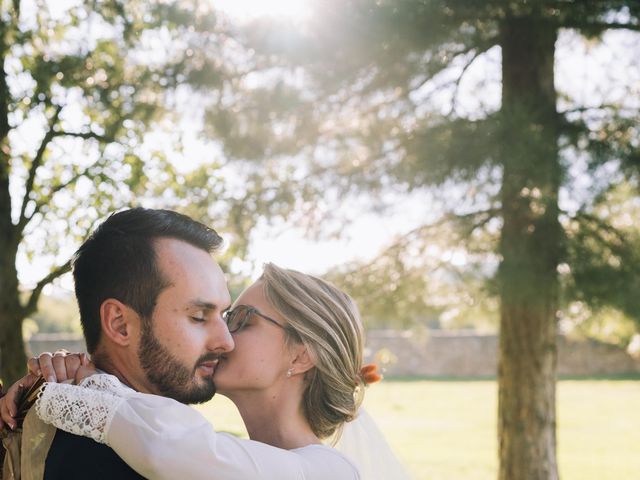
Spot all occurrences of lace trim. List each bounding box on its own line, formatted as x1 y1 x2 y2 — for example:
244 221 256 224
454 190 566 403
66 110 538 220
78 374 134 397
35 382 126 444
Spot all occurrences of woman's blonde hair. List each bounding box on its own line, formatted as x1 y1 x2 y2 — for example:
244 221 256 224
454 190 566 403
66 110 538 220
261 263 365 440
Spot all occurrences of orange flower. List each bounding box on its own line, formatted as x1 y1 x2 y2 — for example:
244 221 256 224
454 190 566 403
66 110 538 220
360 363 382 385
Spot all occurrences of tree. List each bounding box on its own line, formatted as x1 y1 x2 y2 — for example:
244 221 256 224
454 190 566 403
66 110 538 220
0 0 260 385
207 2 640 479
326 219 499 331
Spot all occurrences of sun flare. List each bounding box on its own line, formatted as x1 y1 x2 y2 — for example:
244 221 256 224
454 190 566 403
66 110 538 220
213 0 310 22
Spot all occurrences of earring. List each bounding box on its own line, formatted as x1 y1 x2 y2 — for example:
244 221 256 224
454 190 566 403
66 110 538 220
286 368 293 378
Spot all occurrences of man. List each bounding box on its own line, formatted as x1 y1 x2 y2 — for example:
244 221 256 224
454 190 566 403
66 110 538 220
3 208 234 478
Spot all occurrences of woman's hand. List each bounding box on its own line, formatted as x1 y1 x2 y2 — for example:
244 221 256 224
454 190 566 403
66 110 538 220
27 350 91 383
0 351 97 431
0 373 39 431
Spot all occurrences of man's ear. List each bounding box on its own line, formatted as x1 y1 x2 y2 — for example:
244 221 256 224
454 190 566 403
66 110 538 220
100 299 137 346
290 344 315 375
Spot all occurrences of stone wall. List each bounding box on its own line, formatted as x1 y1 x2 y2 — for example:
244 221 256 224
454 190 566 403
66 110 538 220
27 333 87 357
364 330 640 377
27 330 640 378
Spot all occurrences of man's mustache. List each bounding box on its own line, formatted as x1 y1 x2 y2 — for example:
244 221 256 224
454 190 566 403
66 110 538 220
195 353 221 368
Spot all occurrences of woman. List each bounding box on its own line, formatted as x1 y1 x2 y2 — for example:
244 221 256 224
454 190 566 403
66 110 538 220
2 264 407 479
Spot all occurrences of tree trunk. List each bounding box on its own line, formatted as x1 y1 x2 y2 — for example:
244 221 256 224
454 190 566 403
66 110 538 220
0 166 26 386
0 308 27 386
0 16 27 386
498 15 561 480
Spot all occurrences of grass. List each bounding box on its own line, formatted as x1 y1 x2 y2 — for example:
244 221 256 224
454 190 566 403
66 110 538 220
195 377 640 480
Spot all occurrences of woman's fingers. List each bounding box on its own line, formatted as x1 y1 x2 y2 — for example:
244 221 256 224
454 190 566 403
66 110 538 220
0 374 38 430
51 351 70 382
36 352 57 383
29 350 88 382
27 355 43 376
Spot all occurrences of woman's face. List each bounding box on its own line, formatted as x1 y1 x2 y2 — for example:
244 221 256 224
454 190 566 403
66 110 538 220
213 280 293 395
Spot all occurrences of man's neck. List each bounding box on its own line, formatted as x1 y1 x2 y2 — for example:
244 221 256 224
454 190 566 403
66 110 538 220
92 350 151 393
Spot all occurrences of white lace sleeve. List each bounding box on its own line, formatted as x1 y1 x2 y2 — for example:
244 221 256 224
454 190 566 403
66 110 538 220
35 381 126 444
77 373 135 397
34 377 359 480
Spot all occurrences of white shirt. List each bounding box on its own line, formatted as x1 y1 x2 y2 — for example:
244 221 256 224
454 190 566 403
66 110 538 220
35 374 360 480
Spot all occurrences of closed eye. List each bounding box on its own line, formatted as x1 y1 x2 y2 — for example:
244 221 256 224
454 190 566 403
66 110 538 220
190 316 206 323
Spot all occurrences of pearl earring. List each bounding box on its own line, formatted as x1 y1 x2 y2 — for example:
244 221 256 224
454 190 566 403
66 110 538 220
286 368 293 378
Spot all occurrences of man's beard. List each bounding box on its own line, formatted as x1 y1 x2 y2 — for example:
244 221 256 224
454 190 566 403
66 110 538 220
138 321 217 404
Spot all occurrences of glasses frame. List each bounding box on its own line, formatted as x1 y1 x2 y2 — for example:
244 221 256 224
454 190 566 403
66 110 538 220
224 304 286 333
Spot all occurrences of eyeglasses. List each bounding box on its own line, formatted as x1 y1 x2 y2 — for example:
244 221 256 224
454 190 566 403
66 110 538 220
223 305 286 333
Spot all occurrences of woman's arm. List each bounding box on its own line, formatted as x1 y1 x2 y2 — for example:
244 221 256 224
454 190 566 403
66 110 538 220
35 377 127 443
0 351 89 430
35 376 358 480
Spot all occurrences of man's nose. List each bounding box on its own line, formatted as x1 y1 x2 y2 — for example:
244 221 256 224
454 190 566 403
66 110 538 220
208 316 234 353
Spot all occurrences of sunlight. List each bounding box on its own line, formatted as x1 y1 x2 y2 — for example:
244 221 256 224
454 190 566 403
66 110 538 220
213 0 311 22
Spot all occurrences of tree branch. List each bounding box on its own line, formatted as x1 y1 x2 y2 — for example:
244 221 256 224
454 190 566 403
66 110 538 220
563 21 640 33
21 258 73 317
17 105 63 232
332 208 499 286
572 210 627 245
52 130 113 142
0 24 11 143
450 44 494 115
457 207 501 235
29 161 104 220
560 105 640 115
346 208 499 277
17 125 115 233
409 40 494 98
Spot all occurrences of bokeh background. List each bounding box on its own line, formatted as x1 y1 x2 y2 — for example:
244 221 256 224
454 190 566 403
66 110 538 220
2 1 640 479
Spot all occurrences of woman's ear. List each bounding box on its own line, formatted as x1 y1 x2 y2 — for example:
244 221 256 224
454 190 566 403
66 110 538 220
290 344 315 375
100 299 135 346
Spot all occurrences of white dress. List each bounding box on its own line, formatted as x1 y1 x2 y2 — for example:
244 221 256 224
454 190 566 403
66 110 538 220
34 374 359 480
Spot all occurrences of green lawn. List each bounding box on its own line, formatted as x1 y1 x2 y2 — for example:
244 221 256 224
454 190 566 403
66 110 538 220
195 378 640 480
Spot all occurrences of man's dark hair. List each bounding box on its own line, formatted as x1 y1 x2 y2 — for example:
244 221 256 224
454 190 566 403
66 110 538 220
73 208 223 353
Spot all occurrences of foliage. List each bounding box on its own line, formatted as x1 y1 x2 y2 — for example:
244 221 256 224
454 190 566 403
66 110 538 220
327 217 500 330
0 0 280 383
205 2 640 328
332 180 640 343
561 304 638 347
564 181 640 321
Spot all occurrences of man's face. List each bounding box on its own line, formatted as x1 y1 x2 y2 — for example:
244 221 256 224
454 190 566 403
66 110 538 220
137 237 234 404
